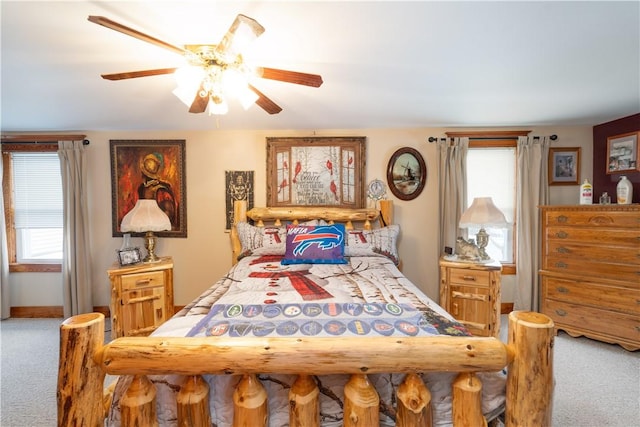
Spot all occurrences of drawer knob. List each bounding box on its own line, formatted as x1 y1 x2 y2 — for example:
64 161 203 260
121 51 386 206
555 309 567 317
462 275 477 281
135 279 152 286
556 247 570 254
555 231 568 239
554 262 568 269
557 286 569 293
557 215 568 223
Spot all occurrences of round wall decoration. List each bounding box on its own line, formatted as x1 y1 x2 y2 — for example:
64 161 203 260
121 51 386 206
386 147 426 201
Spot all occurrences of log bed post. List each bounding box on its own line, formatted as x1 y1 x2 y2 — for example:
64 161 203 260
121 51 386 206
505 311 554 427
57 313 106 427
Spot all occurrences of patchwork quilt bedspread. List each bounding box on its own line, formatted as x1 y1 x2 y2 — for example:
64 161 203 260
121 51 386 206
107 254 506 427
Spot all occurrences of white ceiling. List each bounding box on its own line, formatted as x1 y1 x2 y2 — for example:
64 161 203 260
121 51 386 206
1 1 639 132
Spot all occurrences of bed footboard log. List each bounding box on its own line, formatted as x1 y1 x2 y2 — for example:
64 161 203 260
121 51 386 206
289 374 320 427
177 375 211 426
452 372 487 427
120 375 158 427
505 311 554 427
344 374 380 427
233 374 268 427
396 373 432 427
57 313 106 427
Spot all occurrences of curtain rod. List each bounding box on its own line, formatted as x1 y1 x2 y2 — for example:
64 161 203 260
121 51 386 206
1 139 90 145
427 135 557 143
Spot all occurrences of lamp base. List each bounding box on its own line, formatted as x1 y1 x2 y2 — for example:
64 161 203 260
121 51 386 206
143 231 162 263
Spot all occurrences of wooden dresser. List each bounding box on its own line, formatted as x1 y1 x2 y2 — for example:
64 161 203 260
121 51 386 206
439 257 502 337
539 205 640 351
108 257 174 340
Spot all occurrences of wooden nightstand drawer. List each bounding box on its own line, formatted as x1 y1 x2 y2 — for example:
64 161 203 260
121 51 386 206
121 270 165 291
448 268 491 286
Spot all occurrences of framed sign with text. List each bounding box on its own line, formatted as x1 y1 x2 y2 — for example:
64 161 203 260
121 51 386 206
266 137 366 208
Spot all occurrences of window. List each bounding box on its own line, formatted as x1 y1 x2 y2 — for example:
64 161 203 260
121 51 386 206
2 140 65 272
12 152 63 263
447 130 528 273
466 146 515 264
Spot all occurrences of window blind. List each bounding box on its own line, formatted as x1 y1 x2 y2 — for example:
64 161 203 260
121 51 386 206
12 153 63 228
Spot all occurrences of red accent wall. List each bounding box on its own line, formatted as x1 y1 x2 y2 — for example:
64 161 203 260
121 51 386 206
592 113 640 203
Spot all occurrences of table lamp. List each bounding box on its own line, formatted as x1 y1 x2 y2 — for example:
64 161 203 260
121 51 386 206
458 197 507 262
120 199 171 262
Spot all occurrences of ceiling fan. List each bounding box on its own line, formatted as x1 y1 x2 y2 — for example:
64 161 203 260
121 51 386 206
88 14 323 115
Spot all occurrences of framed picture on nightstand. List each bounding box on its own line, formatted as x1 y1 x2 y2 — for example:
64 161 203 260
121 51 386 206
116 247 142 266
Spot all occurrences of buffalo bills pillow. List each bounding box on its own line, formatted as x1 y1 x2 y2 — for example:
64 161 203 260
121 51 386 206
282 224 347 264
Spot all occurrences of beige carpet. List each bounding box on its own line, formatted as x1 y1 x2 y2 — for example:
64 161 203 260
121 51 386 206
1 316 638 426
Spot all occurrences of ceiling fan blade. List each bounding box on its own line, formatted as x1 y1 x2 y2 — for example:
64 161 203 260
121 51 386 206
248 85 282 114
189 82 209 114
216 14 265 60
101 68 178 81
88 15 186 56
257 67 323 88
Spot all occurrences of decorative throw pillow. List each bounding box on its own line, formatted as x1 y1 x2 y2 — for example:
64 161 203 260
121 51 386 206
344 225 400 265
282 224 348 264
236 220 322 258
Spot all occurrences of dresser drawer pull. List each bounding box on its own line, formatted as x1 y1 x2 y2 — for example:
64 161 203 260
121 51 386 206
555 309 567 317
554 262 568 269
557 215 568 223
555 231 568 239
135 279 152 286
556 247 570 254
462 275 477 281
556 286 569 294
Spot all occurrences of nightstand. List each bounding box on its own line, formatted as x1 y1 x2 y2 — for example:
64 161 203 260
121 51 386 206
439 257 501 337
107 257 174 339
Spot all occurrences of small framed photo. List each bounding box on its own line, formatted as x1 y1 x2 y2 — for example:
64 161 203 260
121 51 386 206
606 131 639 174
116 247 142 266
548 147 581 185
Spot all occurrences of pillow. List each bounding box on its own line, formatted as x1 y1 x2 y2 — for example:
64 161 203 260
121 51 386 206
236 220 322 257
282 224 347 264
344 225 400 265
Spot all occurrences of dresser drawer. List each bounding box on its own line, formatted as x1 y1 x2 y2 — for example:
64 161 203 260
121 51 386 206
543 210 640 228
543 256 640 283
448 268 491 286
121 270 166 291
541 299 640 344
545 226 640 247
544 240 640 264
542 276 640 314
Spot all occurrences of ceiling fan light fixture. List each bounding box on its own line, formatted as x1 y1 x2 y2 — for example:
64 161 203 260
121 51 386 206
207 96 229 115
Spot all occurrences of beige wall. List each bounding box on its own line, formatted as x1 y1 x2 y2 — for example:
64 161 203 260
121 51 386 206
7 125 593 310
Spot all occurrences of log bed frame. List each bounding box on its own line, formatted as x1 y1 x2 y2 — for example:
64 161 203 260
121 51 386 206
57 200 554 427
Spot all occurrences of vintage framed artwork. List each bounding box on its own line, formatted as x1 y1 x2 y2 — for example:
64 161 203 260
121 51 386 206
110 140 187 237
225 170 254 230
266 137 366 208
116 247 142 266
386 147 426 200
548 147 581 185
606 131 639 174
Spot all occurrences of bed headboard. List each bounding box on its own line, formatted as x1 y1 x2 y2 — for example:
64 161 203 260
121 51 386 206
230 200 393 264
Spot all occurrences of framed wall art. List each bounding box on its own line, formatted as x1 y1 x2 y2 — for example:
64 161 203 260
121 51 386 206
606 131 639 174
266 137 366 208
110 140 187 237
386 147 426 200
548 147 580 185
225 170 254 230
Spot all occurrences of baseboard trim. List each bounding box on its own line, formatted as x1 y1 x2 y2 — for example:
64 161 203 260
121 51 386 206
10 306 111 318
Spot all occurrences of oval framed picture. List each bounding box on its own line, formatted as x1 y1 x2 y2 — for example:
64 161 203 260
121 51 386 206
386 147 426 201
